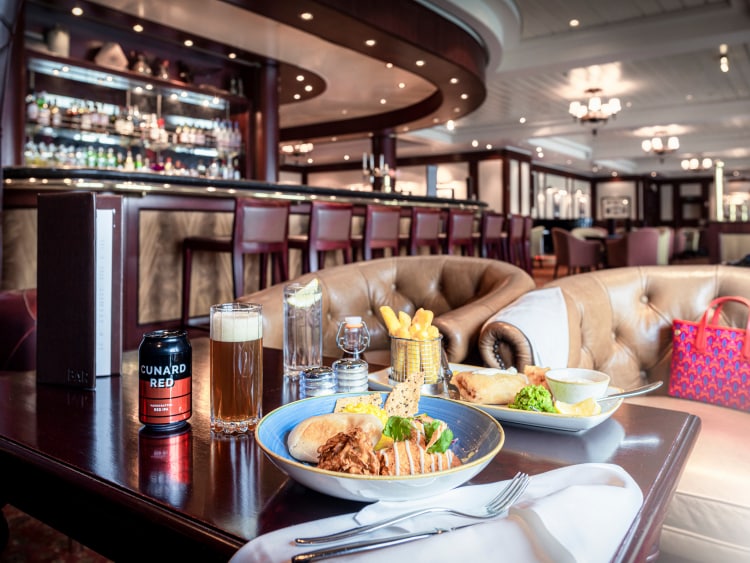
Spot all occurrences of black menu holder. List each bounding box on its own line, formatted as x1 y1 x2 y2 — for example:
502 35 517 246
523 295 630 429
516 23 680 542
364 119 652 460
37 192 123 388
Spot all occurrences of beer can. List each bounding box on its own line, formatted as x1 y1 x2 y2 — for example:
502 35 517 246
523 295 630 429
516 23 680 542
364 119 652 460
138 329 192 430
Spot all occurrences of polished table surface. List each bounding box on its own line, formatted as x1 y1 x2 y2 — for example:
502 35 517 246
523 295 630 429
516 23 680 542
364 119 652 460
0 338 700 562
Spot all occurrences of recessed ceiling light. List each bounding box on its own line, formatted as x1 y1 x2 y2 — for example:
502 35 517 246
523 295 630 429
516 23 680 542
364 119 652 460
536 147 542 153
471 140 478 147
416 60 425 67
343 154 350 161
296 74 305 81
450 77 459 84
365 39 376 47
300 12 313 21
307 157 314 164
486 144 493 150
228 52 237 59
386 62 393 68
71 6 83 16
62 66 69 72
519 117 526 123
432 117 439 123
133 24 143 32
331 137 338 142
446 120 455 131
454 107 460 112
460 93 468 99
341 109 348 115
180 91 188 97
294 94 301 100
134 86 143 93
538 152 544 158
304 85 313 92
569 19 580 27
184 39 194 47
398 82 406 89
380 98 387 104
145 84 153 90
170 93 178 100
403 126 409 132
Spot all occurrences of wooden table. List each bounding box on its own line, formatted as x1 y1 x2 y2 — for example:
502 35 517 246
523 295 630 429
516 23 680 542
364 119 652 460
0 338 699 562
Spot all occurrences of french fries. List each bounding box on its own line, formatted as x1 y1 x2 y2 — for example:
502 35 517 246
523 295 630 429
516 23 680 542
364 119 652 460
379 306 442 384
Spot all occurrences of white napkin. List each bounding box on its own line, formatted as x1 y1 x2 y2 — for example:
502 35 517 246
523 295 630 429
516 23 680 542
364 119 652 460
482 287 570 368
230 463 642 563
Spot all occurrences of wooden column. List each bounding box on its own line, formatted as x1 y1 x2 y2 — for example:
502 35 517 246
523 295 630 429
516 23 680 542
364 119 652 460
253 60 279 182
370 129 396 191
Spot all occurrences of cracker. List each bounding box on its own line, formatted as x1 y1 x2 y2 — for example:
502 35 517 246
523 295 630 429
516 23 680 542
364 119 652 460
334 393 383 413
384 372 424 417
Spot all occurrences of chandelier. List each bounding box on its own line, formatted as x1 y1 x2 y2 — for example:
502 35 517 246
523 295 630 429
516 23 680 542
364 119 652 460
642 134 680 162
681 157 713 172
569 88 621 126
281 142 314 157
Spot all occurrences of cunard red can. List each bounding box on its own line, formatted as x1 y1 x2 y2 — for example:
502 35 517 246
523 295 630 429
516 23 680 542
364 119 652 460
138 329 192 430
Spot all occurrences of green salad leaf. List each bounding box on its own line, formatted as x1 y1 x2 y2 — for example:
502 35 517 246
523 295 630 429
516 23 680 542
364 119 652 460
422 419 454 453
383 416 413 441
508 384 556 413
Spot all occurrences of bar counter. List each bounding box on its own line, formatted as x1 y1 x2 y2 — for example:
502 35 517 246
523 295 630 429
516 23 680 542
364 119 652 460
1 167 486 349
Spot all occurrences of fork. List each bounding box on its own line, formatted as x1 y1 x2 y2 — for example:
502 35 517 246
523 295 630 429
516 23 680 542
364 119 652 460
294 471 530 545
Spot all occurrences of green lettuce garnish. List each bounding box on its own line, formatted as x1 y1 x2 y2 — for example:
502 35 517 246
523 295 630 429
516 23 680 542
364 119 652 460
383 415 454 454
422 419 454 453
383 416 413 441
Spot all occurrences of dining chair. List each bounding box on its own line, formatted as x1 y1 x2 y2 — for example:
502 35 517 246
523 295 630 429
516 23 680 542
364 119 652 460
181 197 290 327
288 200 354 273
443 208 476 256
356 204 402 261
506 214 526 270
606 228 660 268
551 227 603 278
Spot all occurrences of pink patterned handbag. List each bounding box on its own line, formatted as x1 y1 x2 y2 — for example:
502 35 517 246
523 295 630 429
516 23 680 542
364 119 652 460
669 296 750 412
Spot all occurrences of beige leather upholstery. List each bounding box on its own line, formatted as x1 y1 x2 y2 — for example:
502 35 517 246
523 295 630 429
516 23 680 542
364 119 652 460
479 264 750 563
240 255 535 365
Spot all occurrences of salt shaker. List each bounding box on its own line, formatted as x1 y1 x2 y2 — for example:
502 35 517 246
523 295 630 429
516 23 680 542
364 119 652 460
333 316 371 392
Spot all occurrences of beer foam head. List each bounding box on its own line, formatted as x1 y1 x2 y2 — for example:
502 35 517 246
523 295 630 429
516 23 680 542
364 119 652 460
211 307 262 342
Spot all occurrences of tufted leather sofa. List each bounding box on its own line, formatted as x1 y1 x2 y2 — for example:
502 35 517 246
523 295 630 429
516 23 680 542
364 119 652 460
240 255 536 366
0 288 37 371
478 265 750 563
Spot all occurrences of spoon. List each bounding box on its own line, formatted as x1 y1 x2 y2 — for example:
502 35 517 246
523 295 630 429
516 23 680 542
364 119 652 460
597 380 663 401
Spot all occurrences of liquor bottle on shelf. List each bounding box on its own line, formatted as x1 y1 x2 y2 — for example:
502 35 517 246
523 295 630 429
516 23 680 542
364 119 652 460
26 93 39 122
50 99 62 128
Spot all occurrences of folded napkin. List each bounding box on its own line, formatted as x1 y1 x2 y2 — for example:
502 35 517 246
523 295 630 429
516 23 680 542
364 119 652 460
230 463 642 563
482 287 569 368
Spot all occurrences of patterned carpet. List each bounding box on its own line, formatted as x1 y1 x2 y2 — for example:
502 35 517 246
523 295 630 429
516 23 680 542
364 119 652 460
0 506 111 563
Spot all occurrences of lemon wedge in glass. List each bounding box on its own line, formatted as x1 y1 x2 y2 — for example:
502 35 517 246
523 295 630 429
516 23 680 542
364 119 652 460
554 397 602 417
286 278 321 308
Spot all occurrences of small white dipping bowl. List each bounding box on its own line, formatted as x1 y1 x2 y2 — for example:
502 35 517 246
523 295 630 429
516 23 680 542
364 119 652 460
545 368 610 404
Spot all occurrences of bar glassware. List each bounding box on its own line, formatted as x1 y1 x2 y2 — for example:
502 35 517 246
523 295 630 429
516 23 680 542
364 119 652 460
210 302 263 434
283 279 323 379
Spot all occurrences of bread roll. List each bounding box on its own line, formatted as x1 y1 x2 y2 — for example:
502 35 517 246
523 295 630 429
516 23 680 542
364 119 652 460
453 369 527 404
287 413 384 463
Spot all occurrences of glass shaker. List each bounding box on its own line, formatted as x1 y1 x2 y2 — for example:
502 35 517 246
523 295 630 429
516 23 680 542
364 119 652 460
333 316 371 392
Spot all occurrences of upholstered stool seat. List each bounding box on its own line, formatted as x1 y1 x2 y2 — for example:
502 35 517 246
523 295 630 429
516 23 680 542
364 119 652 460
443 208 476 256
354 204 401 261
404 207 442 255
288 201 354 273
181 198 289 327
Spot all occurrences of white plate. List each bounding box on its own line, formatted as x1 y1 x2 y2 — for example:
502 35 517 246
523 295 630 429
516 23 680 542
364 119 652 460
368 364 624 433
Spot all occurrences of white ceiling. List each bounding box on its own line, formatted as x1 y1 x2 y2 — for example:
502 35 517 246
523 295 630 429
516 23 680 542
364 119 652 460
90 0 750 178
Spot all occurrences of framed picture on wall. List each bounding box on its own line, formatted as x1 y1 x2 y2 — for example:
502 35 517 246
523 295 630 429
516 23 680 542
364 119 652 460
601 196 631 218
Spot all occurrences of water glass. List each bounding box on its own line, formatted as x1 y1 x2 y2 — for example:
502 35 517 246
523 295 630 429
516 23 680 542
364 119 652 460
283 280 323 378
209 302 263 434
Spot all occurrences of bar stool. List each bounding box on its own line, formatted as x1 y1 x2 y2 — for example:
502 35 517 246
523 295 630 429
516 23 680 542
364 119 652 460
405 207 442 256
480 211 506 260
288 200 354 273
355 204 402 261
181 198 290 327
506 214 526 269
443 209 476 256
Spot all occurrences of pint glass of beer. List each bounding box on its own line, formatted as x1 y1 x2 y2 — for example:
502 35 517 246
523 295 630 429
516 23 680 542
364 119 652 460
209 302 263 434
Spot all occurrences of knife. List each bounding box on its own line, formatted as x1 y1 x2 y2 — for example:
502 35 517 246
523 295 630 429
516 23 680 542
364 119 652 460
291 523 480 562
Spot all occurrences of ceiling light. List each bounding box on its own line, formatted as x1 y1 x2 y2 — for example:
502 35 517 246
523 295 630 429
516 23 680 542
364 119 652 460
681 157 713 171
569 87 621 131
304 85 313 92
228 52 237 59
380 98 387 104
416 60 425 67
300 12 313 21
519 117 526 124
569 19 580 27
719 44 729 73
365 39 376 47
460 93 468 99
296 75 305 81
398 82 406 89
184 39 194 47
133 24 143 32
471 140 479 147
450 77 459 84
642 134 680 160
71 6 83 16
446 120 455 131
293 94 301 100
281 142 314 156
386 63 393 69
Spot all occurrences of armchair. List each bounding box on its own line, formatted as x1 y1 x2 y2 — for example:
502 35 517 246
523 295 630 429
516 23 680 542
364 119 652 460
551 227 602 278
240 255 535 366
606 227 660 267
